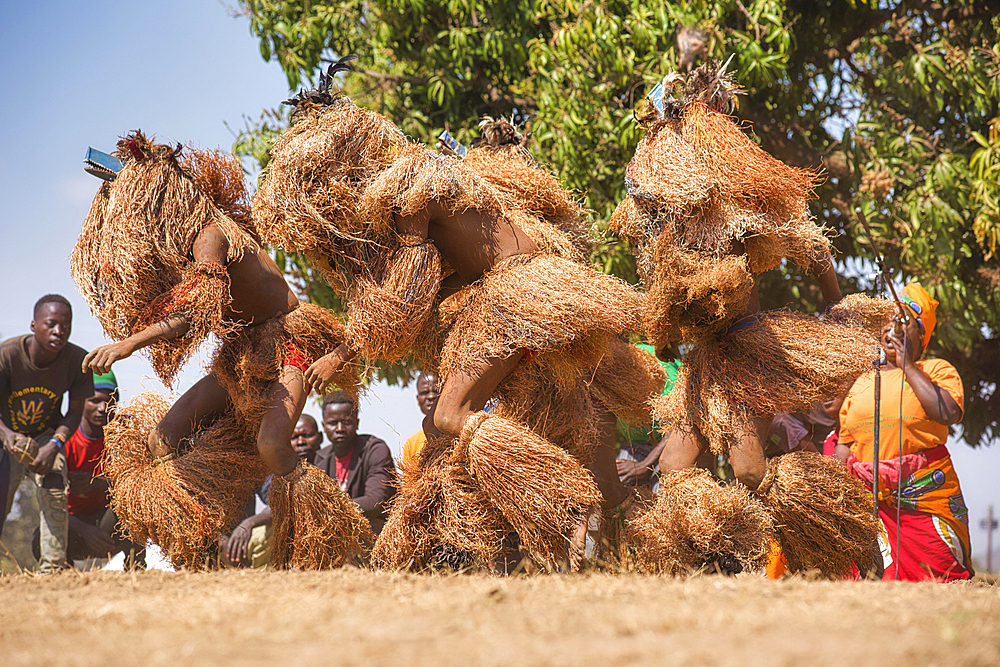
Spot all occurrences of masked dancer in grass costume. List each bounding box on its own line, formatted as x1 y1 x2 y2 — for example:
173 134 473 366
611 59 892 577
72 133 369 569
254 58 664 570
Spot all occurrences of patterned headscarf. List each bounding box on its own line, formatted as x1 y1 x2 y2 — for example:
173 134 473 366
899 283 938 351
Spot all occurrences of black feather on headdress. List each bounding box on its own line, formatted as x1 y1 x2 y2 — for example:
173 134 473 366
283 54 359 117
682 57 741 112
111 129 182 164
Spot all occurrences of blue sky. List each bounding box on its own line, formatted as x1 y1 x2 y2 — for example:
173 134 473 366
0 0 424 461
1 1 996 569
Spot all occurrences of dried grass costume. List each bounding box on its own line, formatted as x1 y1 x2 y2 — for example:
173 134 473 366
611 61 891 575
255 67 663 569
72 133 367 568
626 468 774 575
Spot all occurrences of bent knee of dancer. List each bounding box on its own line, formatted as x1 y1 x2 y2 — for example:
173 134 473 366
658 430 704 473
733 462 766 491
432 408 468 439
731 418 770 491
432 394 477 438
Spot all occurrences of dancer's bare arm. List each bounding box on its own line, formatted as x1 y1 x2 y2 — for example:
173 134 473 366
305 210 436 394
83 226 229 373
82 316 190 374
814 254 843 309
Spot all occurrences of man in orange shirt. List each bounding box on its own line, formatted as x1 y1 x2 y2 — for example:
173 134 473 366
836 283 971 581
401 372 440 468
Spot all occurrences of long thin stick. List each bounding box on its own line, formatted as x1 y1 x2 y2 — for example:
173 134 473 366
853 208 898 532
872 359 882 521
854 208 909 323
895 321 907 581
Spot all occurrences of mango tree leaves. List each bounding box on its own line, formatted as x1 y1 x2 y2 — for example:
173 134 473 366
234 0 999 444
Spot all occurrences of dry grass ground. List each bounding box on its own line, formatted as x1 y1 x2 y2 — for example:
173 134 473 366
1 568 998 667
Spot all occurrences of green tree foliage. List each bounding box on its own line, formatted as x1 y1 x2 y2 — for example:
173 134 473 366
234 0 999 444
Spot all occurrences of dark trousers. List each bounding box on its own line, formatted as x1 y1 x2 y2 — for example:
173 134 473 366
0 450 9 537
33 506 145 568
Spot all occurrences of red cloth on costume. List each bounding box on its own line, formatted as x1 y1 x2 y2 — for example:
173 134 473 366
284 340 313 392
283 341 312 373
65 428 108 515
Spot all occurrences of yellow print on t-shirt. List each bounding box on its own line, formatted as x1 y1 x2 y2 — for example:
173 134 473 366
8 385 59 432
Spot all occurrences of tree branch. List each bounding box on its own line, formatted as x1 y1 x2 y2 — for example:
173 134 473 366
734 0 761 43
354 67 430 85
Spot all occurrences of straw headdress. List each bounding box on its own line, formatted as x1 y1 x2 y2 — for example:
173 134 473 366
71 130 262 384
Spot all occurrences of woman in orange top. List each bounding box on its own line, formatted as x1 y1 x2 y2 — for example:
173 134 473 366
835 283 971 581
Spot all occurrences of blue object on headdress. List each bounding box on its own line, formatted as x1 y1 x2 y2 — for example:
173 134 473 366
647 82 666 115
84 148 123 181
438 131 467 158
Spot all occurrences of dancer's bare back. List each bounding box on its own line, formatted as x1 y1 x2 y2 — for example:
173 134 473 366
195 225 299 324
83 223 299 373
404 200 537 287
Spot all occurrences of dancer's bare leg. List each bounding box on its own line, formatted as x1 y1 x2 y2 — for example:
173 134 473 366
591 408 629 511
658 417 770 489
257 366 310 476
584 407 634 568
149 373 230 458
430 351 525 437
658 426 709 474
728 415 772 490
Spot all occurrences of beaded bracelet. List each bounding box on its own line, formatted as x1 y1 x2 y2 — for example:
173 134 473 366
48 433 66 453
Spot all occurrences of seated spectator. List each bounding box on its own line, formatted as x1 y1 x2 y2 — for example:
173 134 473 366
32 371 144 569
315 391 397 535
220 414 323 567
402 371 440 468
616 343 682 492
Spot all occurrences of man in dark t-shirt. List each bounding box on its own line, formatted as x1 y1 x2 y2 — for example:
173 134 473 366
315 391 396 535
0 294 93 572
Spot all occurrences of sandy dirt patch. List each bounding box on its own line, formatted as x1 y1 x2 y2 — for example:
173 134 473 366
2 568 998 666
